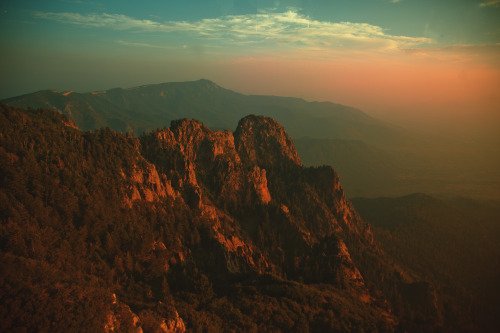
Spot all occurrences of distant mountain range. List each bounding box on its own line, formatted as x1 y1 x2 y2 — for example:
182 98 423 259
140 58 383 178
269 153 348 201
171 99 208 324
3 79 411 147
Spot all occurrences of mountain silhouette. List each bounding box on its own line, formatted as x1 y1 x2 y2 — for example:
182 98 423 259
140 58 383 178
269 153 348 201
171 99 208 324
2 79 412 147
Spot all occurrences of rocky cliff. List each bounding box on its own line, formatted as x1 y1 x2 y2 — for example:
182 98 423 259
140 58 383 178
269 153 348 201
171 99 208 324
137 115 375 284
0 104 440 332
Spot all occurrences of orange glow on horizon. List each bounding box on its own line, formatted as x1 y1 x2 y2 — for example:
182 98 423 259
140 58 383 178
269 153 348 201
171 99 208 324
218 50 500 131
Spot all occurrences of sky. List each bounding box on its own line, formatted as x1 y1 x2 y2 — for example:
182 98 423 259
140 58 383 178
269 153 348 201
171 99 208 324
0 0 499 137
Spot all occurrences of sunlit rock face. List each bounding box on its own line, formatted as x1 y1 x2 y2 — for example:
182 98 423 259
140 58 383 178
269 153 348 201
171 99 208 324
138 114 374 291
248 166 271 204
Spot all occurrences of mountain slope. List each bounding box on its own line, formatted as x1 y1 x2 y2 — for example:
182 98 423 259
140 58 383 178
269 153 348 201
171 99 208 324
352 194 500 332
0 103 402 332
0 103 459 332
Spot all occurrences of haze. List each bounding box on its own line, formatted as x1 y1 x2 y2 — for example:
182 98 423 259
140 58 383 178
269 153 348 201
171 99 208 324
1 0 499 141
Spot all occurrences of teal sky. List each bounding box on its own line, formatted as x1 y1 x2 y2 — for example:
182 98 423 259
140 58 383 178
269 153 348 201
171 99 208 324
2 0 499 45
1 0 499 133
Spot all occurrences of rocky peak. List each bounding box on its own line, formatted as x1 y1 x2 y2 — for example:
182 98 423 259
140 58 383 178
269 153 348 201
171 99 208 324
141 114 373 285
170 118 205 133
166 119 238 164
234 114 302 168
169 118 207 147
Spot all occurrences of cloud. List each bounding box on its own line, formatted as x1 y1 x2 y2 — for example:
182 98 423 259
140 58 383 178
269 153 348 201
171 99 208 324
35 10 432 53
390 0 401 3
480 0 500 7
35 12 164 30
116 40 172 49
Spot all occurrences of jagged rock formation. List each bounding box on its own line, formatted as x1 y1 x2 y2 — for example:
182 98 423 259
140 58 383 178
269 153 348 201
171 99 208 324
138 115 375 286
0 104 444 332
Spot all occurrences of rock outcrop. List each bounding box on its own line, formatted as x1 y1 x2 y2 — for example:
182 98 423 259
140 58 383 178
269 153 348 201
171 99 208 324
139 114 376 291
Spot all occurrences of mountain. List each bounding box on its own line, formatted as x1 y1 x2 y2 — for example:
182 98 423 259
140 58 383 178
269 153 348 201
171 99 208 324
0 103 457 332
2 79 412 148
352 194 500 332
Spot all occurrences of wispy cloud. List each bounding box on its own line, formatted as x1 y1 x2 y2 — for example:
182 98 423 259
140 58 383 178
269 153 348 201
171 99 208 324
35 10 432 52
35 12 164 30
480 0 500 7
116 40 172 49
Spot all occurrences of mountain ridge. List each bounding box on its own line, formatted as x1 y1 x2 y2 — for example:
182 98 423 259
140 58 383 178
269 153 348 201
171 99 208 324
5 79 497 201
2 79 411 147
1 103 450 332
